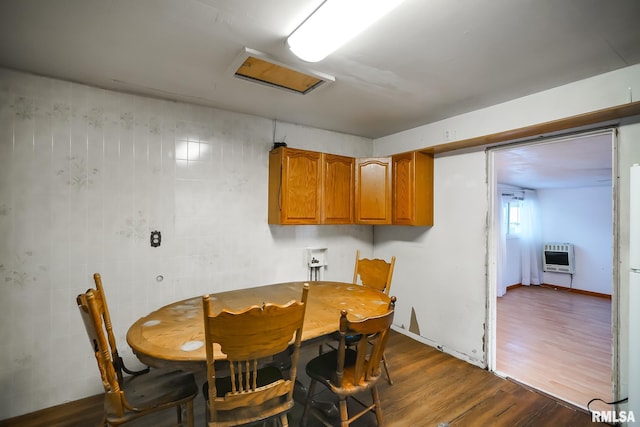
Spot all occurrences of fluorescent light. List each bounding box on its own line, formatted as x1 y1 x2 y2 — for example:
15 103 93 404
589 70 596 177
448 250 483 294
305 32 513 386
287 0 404 62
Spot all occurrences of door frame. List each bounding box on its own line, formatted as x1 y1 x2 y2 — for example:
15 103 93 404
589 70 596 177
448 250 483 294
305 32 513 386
485 128 620 402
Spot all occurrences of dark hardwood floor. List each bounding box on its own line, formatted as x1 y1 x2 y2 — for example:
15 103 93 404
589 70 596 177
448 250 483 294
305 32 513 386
1 330 606 427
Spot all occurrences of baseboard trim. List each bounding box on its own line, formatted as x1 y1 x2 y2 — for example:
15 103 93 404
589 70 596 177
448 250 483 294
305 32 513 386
506 283 611 299
539 283 612 299
505 376 593 413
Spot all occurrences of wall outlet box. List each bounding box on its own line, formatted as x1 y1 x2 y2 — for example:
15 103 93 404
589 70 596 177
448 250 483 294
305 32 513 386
306 247 328 267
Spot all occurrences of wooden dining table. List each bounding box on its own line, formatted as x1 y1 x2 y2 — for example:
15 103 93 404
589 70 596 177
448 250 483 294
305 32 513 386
126 280 392 369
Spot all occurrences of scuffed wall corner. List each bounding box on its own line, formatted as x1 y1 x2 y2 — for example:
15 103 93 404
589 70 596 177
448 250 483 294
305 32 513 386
409 306 420 335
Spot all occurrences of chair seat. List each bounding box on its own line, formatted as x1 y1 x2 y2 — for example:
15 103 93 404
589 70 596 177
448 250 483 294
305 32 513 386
106 369 197 424
104 370 198 426
202 355 296 426
306 349 381 394
78 282 197 427
120 369 198 409
203 398 294 427
331 331 362 345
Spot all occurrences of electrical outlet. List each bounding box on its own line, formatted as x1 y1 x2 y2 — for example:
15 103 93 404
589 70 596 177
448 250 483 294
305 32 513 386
444 129 456 141
150 230 161 247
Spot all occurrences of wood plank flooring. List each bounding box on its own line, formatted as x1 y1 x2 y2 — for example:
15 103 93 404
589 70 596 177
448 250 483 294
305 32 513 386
1 330 605 427
496 285 613 413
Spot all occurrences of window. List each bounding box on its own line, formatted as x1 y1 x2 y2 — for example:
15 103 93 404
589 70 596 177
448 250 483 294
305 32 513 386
506 200 522 235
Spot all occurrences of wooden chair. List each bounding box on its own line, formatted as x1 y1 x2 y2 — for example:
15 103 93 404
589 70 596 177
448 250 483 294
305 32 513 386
353 250 396 295
202 283 309 427
76 288 198 426
322 250 396 383
92 273 150 383
302 297 397 427
354 251 396 384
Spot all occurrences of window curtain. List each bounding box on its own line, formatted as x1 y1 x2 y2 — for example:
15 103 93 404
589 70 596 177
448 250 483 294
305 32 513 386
496 187 508 297
496 187 542 295
520 189 542 285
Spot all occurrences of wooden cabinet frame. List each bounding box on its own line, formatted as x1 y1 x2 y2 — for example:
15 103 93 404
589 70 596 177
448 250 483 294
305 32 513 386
269 147 433 226
268 147 322 224
392 151 433 226
355 157 392 224
322 153 354 224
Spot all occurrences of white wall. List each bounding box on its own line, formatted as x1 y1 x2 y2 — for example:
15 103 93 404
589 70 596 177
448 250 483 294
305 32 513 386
504 237 522 287
373 64 640 411
614 119 640 414
374 65 640 154
374 151 489 365
499 186 612 295
0 68 375 419
538 186 612 294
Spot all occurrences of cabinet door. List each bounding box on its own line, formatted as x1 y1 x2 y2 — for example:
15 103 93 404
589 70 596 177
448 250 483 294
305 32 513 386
268 147 321 224
322 154 354 224
355 157 391 224
392 151 433 225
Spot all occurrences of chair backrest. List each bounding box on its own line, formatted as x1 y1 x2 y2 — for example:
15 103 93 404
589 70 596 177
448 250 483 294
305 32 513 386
76 289 127 417
203 283 309 421
90 273 136 384
336 296 396 388
92 274 119 361
352 249 396 295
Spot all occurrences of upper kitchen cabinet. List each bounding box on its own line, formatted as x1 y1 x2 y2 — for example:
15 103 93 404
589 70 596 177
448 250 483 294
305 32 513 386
268 148 432 226
355 157 392 224
392 151 434 226
322 154 354 224
268 147 322 224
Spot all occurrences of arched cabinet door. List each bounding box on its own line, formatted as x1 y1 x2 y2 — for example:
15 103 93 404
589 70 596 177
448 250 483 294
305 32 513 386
355 157 392 224
269 147 321 224
322 153 354 224
392 151 433 226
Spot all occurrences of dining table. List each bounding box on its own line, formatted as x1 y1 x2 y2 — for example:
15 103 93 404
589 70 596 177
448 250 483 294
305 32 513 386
126 280 392 370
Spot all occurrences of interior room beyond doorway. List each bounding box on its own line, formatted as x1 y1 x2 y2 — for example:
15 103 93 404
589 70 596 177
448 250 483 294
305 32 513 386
490 130 615 411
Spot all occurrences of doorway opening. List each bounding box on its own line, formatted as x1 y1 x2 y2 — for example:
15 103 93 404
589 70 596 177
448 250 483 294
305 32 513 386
487 129 617 411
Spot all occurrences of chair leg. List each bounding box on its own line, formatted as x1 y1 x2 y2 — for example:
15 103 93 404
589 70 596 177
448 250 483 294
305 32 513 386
339 397 349 427
301 380 317 427
176 405 182 425
280 413 288 427
186 400 194 427
382 353 393 385
371 386 384 425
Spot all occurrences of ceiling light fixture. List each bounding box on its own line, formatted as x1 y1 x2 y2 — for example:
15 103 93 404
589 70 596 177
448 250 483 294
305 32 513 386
287 0 404 63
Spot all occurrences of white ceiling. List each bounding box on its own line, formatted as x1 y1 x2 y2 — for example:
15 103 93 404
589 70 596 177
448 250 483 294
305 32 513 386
494 132 613 189
1 0 639 140
0 0 636 189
